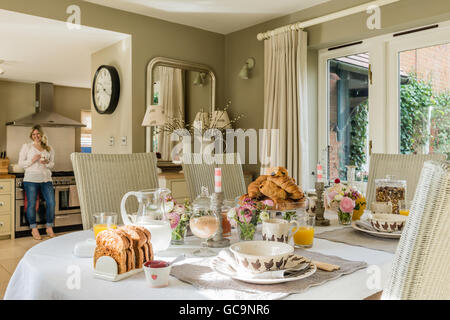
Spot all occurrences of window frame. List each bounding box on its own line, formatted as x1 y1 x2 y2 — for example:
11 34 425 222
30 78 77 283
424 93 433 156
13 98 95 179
318 20 450 181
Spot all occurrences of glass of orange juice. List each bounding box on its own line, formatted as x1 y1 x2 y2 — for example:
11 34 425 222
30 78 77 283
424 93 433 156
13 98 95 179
93 212 118 238
292 211 315 248
399 200 410 216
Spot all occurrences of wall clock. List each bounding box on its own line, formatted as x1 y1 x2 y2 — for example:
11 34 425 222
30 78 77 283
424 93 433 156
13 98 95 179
92 65 120 114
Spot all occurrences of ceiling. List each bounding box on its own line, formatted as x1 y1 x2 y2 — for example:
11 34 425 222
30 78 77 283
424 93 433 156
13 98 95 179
0 9 130 88
84 0 330 34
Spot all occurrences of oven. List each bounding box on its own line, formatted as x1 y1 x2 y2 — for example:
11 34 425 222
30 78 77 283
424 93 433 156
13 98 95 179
14 172 83 236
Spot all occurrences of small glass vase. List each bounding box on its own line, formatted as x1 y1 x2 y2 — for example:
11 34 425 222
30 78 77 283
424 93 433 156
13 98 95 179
237 222 256 241
337 209 353 225
171 224 187 245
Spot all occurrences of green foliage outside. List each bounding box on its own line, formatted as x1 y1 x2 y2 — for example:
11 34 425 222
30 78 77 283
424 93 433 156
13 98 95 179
349 100 368 172
400 73 449 158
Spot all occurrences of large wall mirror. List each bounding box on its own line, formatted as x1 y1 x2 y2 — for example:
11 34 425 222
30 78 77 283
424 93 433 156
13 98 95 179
145 57 216 162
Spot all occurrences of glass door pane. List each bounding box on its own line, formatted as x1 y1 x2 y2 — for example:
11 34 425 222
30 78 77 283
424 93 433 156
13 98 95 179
399 42 450 157
327 53 370 182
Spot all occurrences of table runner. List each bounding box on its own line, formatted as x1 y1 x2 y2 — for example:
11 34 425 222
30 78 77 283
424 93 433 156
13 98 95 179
170 249 367 300
315 226 399 253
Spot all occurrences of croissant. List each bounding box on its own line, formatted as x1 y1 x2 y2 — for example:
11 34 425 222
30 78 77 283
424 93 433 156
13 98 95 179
268 176 305 200
266 166 289 177
259 180 287 200
248 175 268 198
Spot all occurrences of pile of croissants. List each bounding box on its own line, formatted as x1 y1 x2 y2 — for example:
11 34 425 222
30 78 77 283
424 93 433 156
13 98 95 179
239 166 306 210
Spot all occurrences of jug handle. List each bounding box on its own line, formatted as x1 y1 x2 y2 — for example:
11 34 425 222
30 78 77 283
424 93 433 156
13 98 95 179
121 191 138 226
289 219 300 241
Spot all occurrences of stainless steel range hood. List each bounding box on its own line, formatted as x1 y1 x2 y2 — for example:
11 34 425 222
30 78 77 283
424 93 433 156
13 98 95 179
6 82 86 128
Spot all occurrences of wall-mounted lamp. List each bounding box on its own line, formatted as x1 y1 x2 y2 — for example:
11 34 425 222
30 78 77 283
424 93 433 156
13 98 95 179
194 72 207 86
238 58 255 80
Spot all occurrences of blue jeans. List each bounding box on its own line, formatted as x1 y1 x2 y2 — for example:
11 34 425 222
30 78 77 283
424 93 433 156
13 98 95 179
23 181 55 228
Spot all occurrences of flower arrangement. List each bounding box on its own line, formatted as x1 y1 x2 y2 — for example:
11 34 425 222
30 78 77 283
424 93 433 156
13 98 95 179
327 185 365 225
166 198 192 244
228 197 273 240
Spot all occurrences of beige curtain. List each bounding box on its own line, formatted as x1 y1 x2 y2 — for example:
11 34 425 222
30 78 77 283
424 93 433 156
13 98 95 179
158 66 185 160
260 30 309 188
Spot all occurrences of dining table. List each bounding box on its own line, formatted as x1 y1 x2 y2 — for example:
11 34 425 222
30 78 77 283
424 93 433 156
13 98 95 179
3 211 395 300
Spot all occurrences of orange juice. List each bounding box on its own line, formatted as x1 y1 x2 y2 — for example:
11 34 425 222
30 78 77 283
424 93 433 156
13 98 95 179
94 224 117 238
293 226 314 247
399 210 410 216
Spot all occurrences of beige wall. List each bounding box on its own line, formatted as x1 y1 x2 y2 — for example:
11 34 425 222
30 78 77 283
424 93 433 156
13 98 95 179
0 79 90 153
0 0 226 154
91 38 132 154
223 0 450 184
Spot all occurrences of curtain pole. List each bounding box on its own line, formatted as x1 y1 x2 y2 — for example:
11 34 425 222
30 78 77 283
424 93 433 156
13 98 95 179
256 0 400 41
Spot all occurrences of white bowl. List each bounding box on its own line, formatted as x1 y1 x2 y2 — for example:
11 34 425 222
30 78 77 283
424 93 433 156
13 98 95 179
370 213 407 233
229 240 294 273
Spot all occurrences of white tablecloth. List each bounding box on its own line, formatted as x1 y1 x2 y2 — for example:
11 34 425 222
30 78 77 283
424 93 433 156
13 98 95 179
4 212 394 300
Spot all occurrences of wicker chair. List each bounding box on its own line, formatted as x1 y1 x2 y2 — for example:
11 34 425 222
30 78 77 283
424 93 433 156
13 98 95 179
382 160 449 299
181 153 246 201
366 153 446 210
71 153 159 229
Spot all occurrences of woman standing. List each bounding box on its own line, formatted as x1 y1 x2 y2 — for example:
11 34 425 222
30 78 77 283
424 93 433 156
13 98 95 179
18 125 56 240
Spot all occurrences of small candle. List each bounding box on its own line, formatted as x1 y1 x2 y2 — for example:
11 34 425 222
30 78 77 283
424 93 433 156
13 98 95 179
316 163 323 183
214 167 222 193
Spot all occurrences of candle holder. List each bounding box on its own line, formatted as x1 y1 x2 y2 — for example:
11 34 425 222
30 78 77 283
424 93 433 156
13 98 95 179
314 182 330 226
206 192 230 248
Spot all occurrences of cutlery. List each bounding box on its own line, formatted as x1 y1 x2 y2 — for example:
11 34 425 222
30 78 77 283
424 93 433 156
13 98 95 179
169 254 186 266
284 262 311 278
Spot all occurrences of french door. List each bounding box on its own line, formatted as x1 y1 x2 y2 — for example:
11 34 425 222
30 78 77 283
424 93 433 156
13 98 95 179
319 21 450 183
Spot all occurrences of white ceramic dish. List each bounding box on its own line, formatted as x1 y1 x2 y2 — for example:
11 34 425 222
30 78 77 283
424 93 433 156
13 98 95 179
229 240 294 273
352 222 401 239
210 256 316 285
370 213 407 233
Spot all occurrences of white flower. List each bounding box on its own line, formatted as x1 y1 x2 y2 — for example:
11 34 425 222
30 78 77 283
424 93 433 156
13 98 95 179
260 211 270 221
227 208 236 219
335 194 343 201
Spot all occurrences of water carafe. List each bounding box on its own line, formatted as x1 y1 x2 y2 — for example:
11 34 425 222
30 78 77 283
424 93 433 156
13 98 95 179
120 188 172 252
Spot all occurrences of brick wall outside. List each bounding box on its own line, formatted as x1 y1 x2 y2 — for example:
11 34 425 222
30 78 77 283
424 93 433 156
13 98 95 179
399 43 450 94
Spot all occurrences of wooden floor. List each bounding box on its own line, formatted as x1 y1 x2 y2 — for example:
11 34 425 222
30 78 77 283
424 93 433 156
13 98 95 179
0 231 73 299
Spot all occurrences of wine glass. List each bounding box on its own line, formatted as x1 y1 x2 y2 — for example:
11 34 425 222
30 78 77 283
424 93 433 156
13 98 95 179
189 205 220 257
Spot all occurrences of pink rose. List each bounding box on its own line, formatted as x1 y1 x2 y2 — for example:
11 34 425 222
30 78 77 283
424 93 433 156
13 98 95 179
262 199 274 207
168 212 180 229
339 196 355 213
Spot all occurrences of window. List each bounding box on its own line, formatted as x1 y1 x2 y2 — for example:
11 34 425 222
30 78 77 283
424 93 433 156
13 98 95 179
80 110 92 153
319 21 450 183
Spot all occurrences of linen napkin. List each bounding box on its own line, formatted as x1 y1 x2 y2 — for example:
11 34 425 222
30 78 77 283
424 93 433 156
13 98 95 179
218 249 311 280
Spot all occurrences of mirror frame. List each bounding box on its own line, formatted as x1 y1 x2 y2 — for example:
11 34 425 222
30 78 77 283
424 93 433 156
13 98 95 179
145 56 216 153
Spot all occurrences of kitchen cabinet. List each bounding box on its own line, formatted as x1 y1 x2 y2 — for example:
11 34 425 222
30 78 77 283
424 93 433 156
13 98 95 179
0 176 15 239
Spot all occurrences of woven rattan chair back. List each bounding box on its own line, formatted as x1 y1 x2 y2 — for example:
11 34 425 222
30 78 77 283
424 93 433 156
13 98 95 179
71 153 159 229
382 160 449 299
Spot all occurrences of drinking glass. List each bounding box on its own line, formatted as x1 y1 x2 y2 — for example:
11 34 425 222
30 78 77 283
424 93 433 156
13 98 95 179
93 212 118 238
189 206 220 257
399 200 410 216
292 210 315 248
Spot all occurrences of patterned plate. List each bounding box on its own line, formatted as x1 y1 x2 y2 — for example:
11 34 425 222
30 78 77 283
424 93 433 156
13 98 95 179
210 256 317 285
351 222 401 239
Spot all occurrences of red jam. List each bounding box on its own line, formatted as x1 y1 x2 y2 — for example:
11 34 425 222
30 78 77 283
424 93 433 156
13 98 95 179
144 260 169 268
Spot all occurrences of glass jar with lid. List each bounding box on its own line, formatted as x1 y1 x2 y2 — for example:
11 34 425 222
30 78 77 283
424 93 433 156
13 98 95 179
375 175 406 214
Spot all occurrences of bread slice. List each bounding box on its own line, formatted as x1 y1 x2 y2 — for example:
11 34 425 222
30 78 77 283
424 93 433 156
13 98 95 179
119 226 146 268
94 229 134 274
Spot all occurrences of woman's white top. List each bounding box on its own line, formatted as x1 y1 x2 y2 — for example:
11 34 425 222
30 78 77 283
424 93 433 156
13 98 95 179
18 142 55 183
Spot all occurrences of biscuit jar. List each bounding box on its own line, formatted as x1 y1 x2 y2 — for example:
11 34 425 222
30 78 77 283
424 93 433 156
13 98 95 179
375 175 406 214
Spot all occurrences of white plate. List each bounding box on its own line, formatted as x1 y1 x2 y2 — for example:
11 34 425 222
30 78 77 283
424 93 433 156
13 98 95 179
351 222 401 239
210 256 317 285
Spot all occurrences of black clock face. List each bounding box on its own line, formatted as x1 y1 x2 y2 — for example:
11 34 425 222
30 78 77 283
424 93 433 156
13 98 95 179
92 65 120 114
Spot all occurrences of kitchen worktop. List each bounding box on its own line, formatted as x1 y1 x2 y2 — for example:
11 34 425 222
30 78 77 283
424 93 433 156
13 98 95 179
0 174 15 179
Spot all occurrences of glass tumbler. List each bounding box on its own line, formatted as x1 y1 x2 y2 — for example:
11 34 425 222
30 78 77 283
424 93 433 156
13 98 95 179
93 212 118 238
